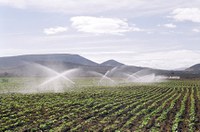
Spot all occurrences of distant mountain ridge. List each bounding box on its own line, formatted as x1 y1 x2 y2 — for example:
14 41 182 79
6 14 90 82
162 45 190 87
0 54 146 77
101 59 124 67
185 64 200 73
0 54 98 68
0 54 200 78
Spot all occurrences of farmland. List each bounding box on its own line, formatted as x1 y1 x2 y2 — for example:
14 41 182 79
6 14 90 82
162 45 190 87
0 79 200 131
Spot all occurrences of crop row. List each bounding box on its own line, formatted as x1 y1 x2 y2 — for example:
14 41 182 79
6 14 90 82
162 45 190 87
0 80 200 131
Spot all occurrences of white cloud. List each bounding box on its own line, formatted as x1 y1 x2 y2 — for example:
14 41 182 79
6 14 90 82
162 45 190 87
0 0 27 8
43 26 68 35
81 49 200 70
163 23 176 28
171 8 200 23
124 50 200 69
70 16 141 35
0 0 155 14
2 0 199 16
192 28 200 32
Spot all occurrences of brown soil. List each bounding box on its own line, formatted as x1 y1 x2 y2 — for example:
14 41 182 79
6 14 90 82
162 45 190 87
194 88 200 131
119 88 172 130
142 92 179 131
159 90 185 132
96 87 170 131
97 87 164 131
178 88 191 131
131 88 175 131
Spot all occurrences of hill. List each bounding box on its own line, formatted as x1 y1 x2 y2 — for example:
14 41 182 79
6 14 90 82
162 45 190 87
0 54 200 78
185 64 200 73
0 54 98 69
101 59 124 67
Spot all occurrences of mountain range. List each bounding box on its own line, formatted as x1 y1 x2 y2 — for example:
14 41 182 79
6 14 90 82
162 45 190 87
0 54 200 78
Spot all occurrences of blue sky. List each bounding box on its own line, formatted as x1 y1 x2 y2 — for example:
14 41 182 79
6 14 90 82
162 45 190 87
0 0 200 69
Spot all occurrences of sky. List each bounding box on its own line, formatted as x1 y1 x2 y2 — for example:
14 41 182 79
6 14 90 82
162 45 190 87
0 0 200 70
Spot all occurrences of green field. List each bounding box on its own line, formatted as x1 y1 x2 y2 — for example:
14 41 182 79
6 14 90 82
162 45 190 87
0 78 200 131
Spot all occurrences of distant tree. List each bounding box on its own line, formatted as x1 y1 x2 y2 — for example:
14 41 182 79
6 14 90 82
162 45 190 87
4 72 8 77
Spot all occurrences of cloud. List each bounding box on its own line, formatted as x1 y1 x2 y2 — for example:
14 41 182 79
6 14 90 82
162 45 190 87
171 8 200 23
192 28 200 33
124 50 200 70
0 0 157 14
2 0 199 16
70 16 141 35
43 26 68 35
163 23 176 28
80 49 200 70
0 0 27 8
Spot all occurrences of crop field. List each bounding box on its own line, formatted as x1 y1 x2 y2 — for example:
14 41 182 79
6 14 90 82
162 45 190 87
0 79 200 131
